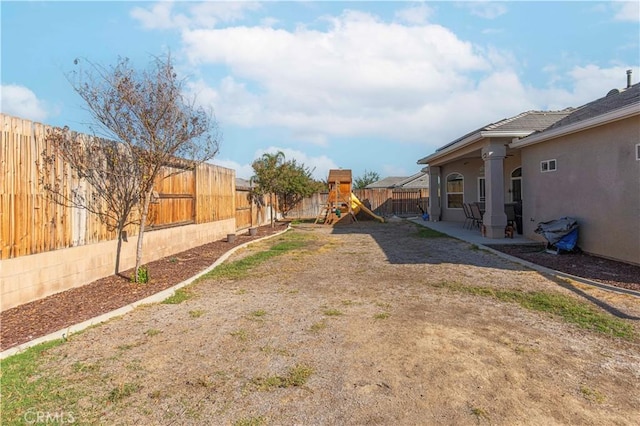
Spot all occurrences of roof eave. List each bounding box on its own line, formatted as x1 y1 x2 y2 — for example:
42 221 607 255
510 104 640 149
417 130 533 165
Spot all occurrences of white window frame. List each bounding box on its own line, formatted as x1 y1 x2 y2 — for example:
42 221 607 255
477 177 486 202
540 159 557 172
445 173 464 209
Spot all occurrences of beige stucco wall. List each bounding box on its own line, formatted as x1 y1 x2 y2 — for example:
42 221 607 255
1 218 236 311
520 116 640 265
434 139 522 223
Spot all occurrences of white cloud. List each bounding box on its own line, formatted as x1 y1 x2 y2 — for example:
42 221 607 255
181 9 501 147
394 3 434 25
0 84 49 122
211 147 338 181
130 0 261 30
612 1 640 22
130 1 188 30
531 65 639 110
254 147 338 180
465 2 508 20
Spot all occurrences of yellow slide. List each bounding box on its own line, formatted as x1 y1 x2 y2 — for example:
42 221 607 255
350 193 385 223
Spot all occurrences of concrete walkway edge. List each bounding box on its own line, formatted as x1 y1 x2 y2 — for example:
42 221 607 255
1 227 290 360
409 218 640 299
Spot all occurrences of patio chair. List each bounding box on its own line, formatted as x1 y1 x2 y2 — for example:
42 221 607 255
469 203 483 229
462 203 474 229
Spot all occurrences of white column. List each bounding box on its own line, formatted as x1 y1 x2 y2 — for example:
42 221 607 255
481 142 507 238
428 166 441 221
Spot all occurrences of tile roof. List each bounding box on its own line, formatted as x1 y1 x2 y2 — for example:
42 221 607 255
543 83 640 131
435 110 573 152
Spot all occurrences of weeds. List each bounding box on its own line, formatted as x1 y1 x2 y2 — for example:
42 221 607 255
189 309 205 318
470 406 490 420
251 364 314 391
230 329 250 342
107 382 141 403
309 321 327 333
234 416 267 426
434 281 636 339
374 312 390 320
580 385 605 403
131 265 150 283
250 309 267 318
144 328 161 337
324 309 342 316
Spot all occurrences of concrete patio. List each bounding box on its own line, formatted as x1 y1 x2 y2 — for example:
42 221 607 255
407 216 537 246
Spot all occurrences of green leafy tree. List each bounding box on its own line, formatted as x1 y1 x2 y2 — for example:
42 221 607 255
44 54 221 281
276 159 323 217
354 169 381 189
251 151 286 227
251 152 322 225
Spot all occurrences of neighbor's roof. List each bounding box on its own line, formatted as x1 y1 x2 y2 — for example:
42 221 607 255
417 110 572 164
511 83 640 148
365 172 429 189
235 177 252 189
365 176 407 189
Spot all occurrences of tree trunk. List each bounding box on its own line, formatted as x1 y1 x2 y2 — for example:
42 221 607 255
115 227 124 276
134 192 152 282
270 193 274 228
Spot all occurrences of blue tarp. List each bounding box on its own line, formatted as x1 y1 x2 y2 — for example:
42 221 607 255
535 217 579 252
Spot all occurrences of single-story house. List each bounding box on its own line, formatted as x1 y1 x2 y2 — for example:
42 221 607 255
418 76 639 265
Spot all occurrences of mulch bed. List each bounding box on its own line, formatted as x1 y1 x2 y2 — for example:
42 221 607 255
487 243 640 292
1 223 288 351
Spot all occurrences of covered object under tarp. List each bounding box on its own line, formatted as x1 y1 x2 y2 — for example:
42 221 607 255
535 217 579 252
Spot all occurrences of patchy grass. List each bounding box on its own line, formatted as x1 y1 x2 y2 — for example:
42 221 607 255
0 340 78 423
374 312 390 320
234 416 267 426
107 382 141 403
323 309 343 317
199 232 310 281
580 385 606 403
189 309 205 318
434 281 636 339
162 288 193 305
414 226 448 238
144 328 161 337
251 364 314 391
309 321 327 333
230 329 250 342
470 406 490 421
250 309 267 318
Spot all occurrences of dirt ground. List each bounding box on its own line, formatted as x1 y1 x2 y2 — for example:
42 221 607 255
11 221 640 425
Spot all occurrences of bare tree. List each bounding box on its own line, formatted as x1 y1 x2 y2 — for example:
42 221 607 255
43 54 221 282
41 128 142 276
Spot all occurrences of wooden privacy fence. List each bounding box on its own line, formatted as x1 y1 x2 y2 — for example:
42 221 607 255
1 114 236 260
353 188 428 217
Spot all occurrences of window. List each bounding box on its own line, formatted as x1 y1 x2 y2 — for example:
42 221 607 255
636 144 640 161
540 159 557 172
510 167 522 202
478 177 486 202
446 173 464 208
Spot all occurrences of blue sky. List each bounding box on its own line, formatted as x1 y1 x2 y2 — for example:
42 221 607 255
2 1 639 181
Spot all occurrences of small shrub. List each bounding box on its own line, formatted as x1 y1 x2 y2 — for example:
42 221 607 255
131 265 149 283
